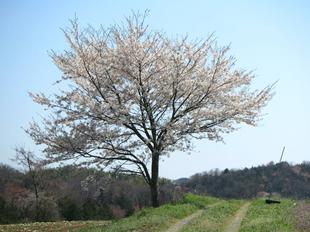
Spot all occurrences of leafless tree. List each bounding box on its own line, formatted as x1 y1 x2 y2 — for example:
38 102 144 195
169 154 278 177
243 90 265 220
13 147 43 219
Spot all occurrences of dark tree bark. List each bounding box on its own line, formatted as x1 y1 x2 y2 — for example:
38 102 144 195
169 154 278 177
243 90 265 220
150 152 159 207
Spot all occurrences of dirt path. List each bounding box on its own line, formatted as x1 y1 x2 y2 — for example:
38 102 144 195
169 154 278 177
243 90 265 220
165 209 204 232
165 203 221 232
223 202 251 232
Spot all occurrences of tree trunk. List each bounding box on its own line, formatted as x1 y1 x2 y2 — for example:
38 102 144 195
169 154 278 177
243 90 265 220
30 170 39 221
150 152 159 207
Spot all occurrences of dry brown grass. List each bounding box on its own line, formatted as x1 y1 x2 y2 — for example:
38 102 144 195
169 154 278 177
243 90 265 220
294 201 310 232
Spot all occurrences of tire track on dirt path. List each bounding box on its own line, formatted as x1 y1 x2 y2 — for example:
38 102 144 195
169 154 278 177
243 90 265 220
223 202 251 232
165 202 221 232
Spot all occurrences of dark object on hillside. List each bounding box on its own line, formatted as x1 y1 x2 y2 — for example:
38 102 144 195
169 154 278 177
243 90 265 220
265 199 281 204
265 147 285 205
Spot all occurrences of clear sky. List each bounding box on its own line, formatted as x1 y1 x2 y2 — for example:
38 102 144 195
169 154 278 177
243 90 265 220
0 0 309 179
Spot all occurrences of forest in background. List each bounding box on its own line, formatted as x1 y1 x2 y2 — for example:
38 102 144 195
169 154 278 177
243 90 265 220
0 161 309 224
181 161 310 199
0 164 180 224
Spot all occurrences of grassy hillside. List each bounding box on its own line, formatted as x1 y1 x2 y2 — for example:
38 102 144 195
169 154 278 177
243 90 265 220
0 194 308 232
178 199 245 232
240 199 296 232
79 194 220 232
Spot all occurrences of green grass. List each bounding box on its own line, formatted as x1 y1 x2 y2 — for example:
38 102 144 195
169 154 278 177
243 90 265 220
1 195 305 232
78 194 221 232
181 193 220 208
239 198 297 232
180 199 245 232
79 204 197 232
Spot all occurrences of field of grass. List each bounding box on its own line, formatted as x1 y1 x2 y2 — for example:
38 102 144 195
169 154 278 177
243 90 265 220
180 199 245 232
181 193 220 208
0 195 308 232
80 194 221 232
239 198 297 232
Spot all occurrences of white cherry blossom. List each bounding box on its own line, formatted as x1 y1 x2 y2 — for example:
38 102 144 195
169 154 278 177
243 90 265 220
27 12 273 207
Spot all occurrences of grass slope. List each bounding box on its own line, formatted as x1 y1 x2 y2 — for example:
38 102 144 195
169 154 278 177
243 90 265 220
239 198 297 232
180 200 245 232
80 194 220 232
0 195 307 232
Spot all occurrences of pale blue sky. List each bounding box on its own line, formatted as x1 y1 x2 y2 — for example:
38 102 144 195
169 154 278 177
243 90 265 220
0 0 309 179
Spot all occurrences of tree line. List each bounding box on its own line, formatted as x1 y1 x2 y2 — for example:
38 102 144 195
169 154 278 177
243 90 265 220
0 164 181 224
182 161 310 199
1 161 309 224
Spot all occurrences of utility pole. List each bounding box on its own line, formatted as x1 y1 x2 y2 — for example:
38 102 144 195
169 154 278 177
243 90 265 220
279 146 285 163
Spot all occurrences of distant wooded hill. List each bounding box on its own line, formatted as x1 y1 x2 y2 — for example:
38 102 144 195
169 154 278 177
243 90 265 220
1 161 309 224
179 161 310 199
